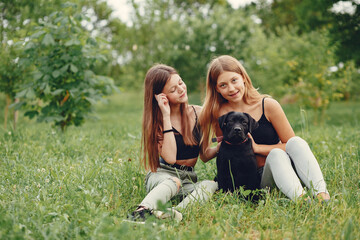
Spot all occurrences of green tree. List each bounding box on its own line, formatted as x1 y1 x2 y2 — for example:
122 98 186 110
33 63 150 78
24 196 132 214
0 45 24 129
17 3 117 131
0 0 66 129
255 0 360 66
120 1 259 91
245 27 354 124
0 0 124 129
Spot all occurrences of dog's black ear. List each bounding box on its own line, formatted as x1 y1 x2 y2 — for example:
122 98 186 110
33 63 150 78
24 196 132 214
244 113 259 133
218 112 233 131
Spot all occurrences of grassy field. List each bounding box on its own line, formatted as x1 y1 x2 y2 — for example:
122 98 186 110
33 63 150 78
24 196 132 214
0 92 359 239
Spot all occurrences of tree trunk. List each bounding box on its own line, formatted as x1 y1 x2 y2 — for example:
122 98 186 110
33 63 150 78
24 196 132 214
14 98 19 130
4 94 11 129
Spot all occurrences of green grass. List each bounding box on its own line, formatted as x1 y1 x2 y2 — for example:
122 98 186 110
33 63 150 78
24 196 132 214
0 92 359 239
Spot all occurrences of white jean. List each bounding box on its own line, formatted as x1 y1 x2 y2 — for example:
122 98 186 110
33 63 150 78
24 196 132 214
140 164 218 211
260 136 329 201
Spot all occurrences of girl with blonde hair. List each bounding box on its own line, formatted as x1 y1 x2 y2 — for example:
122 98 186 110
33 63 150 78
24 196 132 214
200 55 330 203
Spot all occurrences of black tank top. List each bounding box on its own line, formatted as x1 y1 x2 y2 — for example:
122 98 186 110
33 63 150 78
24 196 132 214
251 98 280 145
172 106 201 160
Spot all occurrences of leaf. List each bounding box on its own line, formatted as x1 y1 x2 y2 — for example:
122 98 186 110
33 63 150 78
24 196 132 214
243 190 251 197
34 72 43 81
30 30 46 39
26 89 36 99
60 64 69 74
86 37 97 46
9 101 25 110
84 70 94 80
16 89 28 98
84 97 97 105
65 39 81 46
70 64 78 73
42 116 65 123
43 75 50 81
44 84 51 95
51 89 64 96
42 33 55 46
96 54 107 62
24 42 35 50
52 70 61 78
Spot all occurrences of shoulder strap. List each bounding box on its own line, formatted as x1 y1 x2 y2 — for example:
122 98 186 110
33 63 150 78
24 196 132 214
262 97 266 114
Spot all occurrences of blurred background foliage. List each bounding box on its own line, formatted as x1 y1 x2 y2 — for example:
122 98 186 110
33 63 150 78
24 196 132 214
0 0 359 128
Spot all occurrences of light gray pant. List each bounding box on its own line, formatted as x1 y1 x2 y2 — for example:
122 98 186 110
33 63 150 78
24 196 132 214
261 136 329 201
140 164 218 210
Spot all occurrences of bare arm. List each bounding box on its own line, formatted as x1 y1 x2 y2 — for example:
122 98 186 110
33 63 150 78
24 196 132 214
200 144 220 163
199 127 222 163
155 94 177 165
250 98 295 156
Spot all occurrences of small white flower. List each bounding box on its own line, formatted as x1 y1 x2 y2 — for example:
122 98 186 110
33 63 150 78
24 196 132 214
133 186 138 191
8 131 11 135
45 179 50 183
105 202 109 207
25 186 29 190
41 168 46 173
132 177 136 181
109 161 113 165
37 183 41 188
37 169 41 173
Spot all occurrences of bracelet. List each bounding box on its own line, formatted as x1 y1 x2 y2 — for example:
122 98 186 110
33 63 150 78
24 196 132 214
162 129 174 134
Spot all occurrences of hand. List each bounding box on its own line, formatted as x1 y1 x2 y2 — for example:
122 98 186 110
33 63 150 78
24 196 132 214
155 93 170 117
247 133 258 153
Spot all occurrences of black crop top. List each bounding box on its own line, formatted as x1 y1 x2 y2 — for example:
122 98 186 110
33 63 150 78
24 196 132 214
251 98 280 145
172 106 201 160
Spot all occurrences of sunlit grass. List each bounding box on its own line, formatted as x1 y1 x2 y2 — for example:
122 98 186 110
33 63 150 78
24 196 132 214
0 92 359 239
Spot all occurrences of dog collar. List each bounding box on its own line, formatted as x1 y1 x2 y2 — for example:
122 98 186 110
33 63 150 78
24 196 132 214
224 137 248 145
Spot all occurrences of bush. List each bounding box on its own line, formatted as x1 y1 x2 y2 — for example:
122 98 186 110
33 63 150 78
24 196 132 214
245 27 358 123
16 3 117 131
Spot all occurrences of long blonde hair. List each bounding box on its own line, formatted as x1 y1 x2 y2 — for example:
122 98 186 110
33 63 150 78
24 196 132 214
199 55 266 153
142 64 197 172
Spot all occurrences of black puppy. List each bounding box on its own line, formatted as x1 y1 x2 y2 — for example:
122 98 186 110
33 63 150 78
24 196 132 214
215 111 260 193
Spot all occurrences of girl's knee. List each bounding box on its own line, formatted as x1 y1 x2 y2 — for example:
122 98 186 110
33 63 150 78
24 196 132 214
267 148 287 164
286 136 308 151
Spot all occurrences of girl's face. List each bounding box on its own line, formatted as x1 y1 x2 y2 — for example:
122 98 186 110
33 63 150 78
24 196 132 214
162 74 188 104
216 71 245 103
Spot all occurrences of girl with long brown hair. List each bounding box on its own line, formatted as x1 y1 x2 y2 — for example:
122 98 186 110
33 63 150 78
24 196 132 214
200 55 330 203
127 64 217 223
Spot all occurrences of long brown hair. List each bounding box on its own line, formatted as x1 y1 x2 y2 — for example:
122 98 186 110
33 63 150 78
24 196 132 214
142 64 197 172
199 55 266 153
